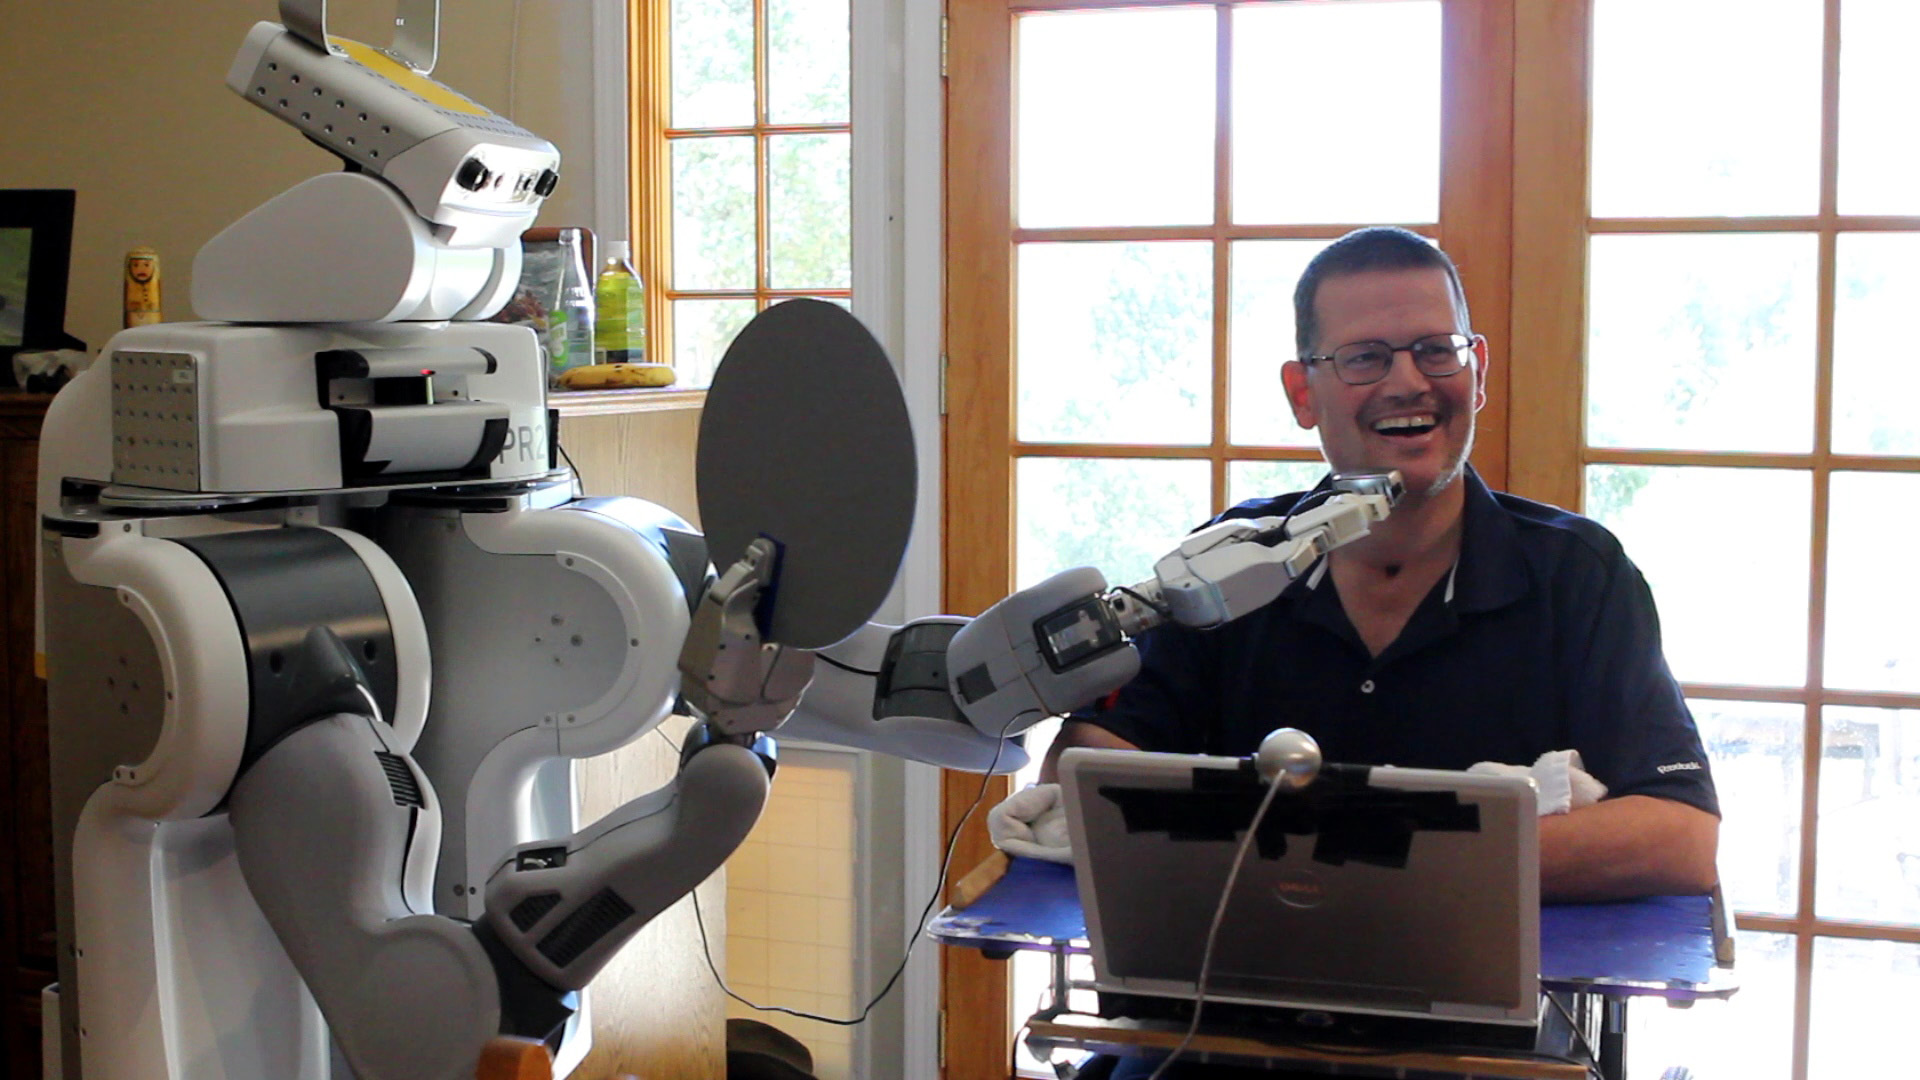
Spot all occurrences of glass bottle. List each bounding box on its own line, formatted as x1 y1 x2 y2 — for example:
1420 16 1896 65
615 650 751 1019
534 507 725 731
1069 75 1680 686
552 229 595 380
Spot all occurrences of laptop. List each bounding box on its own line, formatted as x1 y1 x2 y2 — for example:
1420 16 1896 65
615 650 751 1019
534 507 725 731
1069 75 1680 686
1057 748 1541 1049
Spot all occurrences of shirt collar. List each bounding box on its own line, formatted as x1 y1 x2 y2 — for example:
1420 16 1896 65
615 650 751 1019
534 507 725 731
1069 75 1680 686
1448 464 1530 614
1284 464 1529 614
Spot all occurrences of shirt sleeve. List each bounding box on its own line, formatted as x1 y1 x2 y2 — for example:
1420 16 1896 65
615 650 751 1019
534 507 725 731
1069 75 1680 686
1560 540 1721 817
1065 621 1222 755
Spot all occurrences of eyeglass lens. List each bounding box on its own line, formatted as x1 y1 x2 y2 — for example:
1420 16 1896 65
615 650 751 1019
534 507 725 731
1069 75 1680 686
1332 334 1472 384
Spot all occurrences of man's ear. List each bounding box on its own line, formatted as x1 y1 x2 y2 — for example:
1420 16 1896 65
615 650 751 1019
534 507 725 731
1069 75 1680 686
1470 336 1491 413
1281 359 1318 429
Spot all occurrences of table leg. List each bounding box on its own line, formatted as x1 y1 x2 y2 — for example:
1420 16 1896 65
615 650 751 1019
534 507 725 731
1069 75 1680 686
1599 996 1629 1080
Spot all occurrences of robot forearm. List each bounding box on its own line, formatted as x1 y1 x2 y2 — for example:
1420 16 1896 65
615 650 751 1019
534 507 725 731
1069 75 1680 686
480 729 775 991
923 470 1404 740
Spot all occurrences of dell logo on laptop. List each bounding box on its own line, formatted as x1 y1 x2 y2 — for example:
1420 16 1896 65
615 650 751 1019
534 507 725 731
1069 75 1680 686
1272 869 1325 909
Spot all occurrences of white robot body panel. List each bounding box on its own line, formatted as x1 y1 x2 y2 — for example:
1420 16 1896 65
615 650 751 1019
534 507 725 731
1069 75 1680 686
380 496 698 919
457 501 694 755
43 509 442 1080
70 810 327 1080
53 528 250 822
64 320 548 497
192 172 519 323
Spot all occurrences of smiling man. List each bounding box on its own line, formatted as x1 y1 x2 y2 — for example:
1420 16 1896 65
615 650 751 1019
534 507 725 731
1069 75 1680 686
1043 226 1720 906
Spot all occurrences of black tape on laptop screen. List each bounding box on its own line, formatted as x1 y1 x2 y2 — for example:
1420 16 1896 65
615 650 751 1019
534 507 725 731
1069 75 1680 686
1095 763 1481 869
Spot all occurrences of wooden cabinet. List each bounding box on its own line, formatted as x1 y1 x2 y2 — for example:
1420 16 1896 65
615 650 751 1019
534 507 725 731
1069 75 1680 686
0 393 53 1080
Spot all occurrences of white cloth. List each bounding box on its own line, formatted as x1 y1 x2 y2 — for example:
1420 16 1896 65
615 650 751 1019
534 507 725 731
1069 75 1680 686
1468 749 1608 816
987 782 1074 863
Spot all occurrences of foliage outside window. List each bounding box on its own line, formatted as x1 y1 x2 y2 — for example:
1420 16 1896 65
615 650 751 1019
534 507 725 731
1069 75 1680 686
651 0 853 389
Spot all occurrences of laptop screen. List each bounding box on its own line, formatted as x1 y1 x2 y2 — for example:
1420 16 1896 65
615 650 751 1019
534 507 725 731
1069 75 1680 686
1058 748 1540 1026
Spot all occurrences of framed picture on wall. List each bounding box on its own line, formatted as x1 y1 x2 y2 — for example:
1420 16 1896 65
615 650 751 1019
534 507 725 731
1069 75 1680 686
1 188 78 385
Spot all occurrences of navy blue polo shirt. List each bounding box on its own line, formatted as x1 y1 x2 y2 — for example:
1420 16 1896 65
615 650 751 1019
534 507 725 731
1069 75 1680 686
1073 467 1719 817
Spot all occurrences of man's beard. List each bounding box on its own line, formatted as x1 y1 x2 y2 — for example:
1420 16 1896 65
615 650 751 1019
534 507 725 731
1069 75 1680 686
1420 417 1477 500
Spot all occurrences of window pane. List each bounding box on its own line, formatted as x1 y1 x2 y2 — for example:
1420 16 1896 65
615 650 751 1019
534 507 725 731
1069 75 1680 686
1017 242 1212 446
1229 240 1328 448
1832 233 1920 455
1839 1 1920 214
1825 472 1920 693
1585 466 1811 687
1817 707 1920 924
1016 8 1215 228
1627 930 1794 1080
725 751 859 1080
1587 234 1817 453
671 0 755 128
1692 700 1803 916
672 136 756 290
1227 460 1328 508
1016 458 1210 590
768 133 852 290
1232 1 1440 226
1811 938 1920 1076
674 298 757 389
1591 0 1822 217
767 0 849 124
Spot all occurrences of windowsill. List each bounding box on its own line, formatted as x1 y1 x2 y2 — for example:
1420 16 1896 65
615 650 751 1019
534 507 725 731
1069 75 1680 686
549 386 707 418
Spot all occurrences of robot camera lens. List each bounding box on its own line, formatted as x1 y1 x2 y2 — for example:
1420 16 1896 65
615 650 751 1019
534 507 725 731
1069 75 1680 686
456 157 491 192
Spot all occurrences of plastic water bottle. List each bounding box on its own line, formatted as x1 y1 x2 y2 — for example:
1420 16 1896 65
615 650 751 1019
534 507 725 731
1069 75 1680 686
593 240 647 365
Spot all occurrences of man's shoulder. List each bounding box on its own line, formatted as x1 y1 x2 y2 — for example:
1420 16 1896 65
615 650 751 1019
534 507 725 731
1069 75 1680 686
1485 486 1630 569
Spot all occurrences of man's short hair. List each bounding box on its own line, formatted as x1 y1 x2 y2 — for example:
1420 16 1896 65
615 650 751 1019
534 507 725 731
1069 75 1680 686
1293 226 1471 358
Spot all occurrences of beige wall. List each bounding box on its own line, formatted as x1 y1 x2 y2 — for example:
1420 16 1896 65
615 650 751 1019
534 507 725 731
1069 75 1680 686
0 0 599 353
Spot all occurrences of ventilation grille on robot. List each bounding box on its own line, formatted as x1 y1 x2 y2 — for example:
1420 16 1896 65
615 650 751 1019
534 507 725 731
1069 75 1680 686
376 752 425 808
537 889 636 968
510 892 563 933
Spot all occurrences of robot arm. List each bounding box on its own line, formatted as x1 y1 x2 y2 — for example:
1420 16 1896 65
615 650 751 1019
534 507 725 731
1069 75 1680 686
943 470 1401 742
685 471 1402 772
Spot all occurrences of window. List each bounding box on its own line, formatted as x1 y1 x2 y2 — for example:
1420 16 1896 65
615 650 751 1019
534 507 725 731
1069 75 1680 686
945 1 1511 1074
950 1 1920 1077
1516 2 1920 1076
635 0 853 388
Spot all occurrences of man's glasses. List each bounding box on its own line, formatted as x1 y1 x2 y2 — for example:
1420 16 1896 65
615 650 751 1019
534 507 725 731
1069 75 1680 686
1301 333 1481 387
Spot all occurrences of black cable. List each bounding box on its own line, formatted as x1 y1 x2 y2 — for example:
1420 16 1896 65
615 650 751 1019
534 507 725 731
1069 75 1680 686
1144 765 1290 1080
1112 585 1172 622
818 653 882 678
1269 484 1336 544
690 712 1030 1026
556 439 584 497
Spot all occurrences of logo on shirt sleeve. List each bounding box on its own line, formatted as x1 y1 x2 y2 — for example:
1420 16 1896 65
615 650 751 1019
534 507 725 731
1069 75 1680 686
1656 761 1703 774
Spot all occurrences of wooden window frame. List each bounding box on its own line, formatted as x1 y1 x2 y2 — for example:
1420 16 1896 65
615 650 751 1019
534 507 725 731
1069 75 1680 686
1512 2 1920 1077
942 1 1513 1075
630 0 855 390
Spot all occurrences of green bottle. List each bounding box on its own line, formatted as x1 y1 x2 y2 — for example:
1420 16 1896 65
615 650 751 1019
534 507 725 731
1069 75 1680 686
593 239 647 365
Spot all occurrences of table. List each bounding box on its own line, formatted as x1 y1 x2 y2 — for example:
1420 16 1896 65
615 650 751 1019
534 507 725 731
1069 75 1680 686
929 858 1737 1079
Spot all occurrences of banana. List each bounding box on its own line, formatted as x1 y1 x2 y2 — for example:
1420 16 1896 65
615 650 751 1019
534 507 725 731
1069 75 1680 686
556 362 678 390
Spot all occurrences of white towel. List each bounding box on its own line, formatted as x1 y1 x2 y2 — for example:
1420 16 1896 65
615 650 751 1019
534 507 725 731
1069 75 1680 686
987 782 1074 863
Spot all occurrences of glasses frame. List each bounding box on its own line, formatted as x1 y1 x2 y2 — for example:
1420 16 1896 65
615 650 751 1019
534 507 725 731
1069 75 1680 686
1301 332 1484 386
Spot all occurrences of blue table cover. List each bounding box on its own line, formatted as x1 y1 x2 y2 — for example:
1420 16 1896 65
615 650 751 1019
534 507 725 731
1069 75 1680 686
928 857 1727 997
